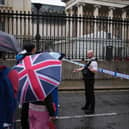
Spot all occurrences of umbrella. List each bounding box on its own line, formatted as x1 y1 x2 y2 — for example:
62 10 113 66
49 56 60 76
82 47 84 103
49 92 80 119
49 52 65 60
13 52 62 104
0 31 21 53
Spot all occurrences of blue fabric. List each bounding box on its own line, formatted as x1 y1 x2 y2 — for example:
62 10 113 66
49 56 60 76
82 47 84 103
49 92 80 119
51 88 59 116
0 67 17 129
16 54 24 63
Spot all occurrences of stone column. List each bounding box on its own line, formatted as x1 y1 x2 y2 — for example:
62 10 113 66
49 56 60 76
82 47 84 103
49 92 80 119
66 9 73 37
108 7 115 36
122 10 127 40
108 7 115 18
122 10 126 19
77 3 84 37
70 8 74 37
94 5 100 34
94 5 100 17
66 10 69 37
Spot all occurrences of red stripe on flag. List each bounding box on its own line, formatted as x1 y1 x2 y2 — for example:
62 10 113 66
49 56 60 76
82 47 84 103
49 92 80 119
22 56 45 100
39 75 59 86
32 60 61 70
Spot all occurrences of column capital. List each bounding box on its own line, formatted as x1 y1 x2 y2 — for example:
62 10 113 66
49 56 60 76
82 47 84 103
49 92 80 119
94 4 100 17
76 2 85 7
68 7 73 12
94 4 101 9
66 10 69 15
109 6 115 11
108 7 115 18
69 7 74 16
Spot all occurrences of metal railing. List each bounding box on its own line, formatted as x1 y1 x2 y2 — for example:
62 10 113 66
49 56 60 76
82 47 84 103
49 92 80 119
0 10 129 60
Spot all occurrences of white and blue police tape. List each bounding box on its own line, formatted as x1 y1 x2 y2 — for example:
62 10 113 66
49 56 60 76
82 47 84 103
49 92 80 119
63 58 129 80
63 58 85 67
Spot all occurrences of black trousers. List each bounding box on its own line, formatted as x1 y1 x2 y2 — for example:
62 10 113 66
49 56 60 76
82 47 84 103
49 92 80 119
21 103 29 129
84 78 95 111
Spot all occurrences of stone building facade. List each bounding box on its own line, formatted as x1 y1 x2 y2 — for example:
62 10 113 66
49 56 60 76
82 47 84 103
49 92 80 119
62 0 129 37
0 0 31 11
62 0 129 18
0 0 31 31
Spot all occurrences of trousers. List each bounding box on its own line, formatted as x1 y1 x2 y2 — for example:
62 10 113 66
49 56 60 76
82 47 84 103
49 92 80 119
29 103 50 129
84 78 95 111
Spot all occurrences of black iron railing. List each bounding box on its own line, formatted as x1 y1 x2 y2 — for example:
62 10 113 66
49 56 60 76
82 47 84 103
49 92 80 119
0 10 129 60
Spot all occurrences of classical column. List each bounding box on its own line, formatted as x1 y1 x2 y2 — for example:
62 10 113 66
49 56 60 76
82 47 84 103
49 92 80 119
94 5 100 34
65 9 73 37
108 7 115 36
122 10 127 40
94 5 100 17
122 10 126 19
108 7 114 18
77 3 84 37
70 8 74 37
65 10 69 37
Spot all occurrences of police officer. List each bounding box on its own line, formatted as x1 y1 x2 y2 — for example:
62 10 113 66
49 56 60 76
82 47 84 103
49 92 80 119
73 50 98 114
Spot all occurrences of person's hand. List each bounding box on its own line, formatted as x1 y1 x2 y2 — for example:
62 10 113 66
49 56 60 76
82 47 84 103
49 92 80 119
73 69 78 72
73 67 84 72
49 116 56 120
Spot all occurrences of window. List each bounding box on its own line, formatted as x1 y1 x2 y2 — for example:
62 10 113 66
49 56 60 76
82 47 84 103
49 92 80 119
0 0 4 4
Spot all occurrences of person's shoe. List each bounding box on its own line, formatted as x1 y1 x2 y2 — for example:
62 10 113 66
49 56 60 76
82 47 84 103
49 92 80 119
85 109 95 114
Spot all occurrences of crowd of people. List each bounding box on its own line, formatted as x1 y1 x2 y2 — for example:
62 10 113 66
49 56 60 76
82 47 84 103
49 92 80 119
0 43 98 129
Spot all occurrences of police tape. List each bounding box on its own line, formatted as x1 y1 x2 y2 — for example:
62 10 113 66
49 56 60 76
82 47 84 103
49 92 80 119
98 68 129 80
63 59 85 67
63 58 129 80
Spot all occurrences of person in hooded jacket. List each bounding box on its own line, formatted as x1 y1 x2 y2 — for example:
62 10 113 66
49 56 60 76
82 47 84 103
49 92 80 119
16 43 36 129
16 43 56 129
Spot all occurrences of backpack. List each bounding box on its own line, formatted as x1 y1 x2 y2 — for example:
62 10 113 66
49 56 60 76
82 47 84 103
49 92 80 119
0 67 17 125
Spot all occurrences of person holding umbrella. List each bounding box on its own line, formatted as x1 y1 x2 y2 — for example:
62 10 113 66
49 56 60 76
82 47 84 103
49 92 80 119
16 44 57 129
16 43 36 129
49 52 65 116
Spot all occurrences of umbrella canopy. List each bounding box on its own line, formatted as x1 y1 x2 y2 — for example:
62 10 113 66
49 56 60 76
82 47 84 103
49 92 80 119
0 31 21 53
13 52 62 104
49 52 65 60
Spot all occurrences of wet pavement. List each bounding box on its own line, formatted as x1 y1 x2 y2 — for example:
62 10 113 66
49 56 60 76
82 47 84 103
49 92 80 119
55 90 129 129
15 79 129 129
59 79 129 91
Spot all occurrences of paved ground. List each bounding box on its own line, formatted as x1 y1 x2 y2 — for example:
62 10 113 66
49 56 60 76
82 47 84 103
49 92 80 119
15 79 129 129
56 90 129 129
59 79 129 91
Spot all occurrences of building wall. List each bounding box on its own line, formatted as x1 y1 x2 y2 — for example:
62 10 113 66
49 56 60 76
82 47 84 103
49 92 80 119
64 0 128 19
62 60 129 80
62 0 129 44
0 0 31 11
11 0 31 12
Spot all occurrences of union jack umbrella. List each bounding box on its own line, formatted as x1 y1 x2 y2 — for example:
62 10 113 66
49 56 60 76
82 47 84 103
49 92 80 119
13 52 62 104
